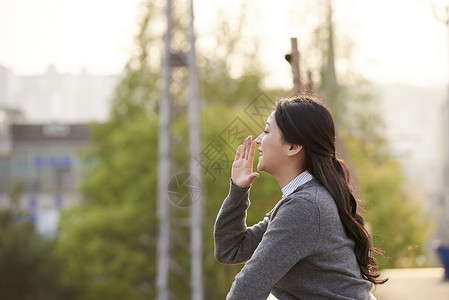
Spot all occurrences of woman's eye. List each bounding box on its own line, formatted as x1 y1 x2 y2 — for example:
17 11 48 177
263 130 269 134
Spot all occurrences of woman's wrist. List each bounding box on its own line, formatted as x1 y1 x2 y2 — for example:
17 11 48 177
230 178 250 190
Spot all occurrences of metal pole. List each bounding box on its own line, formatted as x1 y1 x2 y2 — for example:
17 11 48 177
188 0 203 299
157 0 173 299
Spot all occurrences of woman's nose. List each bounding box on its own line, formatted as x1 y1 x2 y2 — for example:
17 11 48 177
255 134 262 144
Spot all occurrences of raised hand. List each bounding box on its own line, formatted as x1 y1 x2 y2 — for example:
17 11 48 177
231 135 260 189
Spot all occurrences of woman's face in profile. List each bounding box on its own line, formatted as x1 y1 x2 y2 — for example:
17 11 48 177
255 111 286 174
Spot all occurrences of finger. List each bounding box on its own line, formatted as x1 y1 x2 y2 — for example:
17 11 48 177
244 136 252 160
235 145 242 160
249 172 260 180
241 136 249 159
248 139 256 162
248 172 260 185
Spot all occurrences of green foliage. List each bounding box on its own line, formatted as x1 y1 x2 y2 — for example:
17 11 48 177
54 3 161 297
0 182 73 300
338 83 432 268
343 127 432 268
56 115 159 299
319 79 432 270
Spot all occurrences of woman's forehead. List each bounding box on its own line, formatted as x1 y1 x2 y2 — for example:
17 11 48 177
267 111 275 123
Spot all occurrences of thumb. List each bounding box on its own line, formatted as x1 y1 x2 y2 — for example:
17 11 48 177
249 172 260 181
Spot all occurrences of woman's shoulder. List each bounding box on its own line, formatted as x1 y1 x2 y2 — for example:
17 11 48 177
266 179 335 221
268 182 321 221
286 179 340 219
288 179 332 203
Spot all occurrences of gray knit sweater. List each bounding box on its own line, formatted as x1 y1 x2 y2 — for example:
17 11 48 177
214 179 375 300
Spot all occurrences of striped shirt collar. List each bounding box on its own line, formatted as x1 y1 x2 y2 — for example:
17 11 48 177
281 170 314 198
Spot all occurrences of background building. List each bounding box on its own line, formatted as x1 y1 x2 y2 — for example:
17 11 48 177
0 122 90 237
0 64 119 237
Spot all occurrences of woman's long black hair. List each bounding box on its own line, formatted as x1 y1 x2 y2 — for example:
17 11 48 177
275 96 387 285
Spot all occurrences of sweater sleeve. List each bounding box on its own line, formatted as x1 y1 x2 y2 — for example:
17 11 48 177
214 180 269 265
226 197 320 300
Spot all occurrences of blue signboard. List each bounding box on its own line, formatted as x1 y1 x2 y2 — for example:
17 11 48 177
32 156 73 167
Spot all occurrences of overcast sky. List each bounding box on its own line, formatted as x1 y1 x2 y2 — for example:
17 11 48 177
0 0 447 88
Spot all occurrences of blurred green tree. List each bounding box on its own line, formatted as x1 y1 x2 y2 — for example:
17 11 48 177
0 182 74 300
55 1 161 298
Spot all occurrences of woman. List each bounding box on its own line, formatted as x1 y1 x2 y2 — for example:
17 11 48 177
214 96 386 300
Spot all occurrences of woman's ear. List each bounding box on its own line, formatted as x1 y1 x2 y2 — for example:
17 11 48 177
287 144 302 157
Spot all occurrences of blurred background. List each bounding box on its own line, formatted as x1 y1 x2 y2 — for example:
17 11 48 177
0 0 448 299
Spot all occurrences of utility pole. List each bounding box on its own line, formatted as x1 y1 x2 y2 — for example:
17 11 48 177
157 0 203 299
156 0 172 298
187 1 203 299
285 37 302 94
433 5 449 245
285 37 314 94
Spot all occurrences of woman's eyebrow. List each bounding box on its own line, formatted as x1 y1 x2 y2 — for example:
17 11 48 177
266 122 270 126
